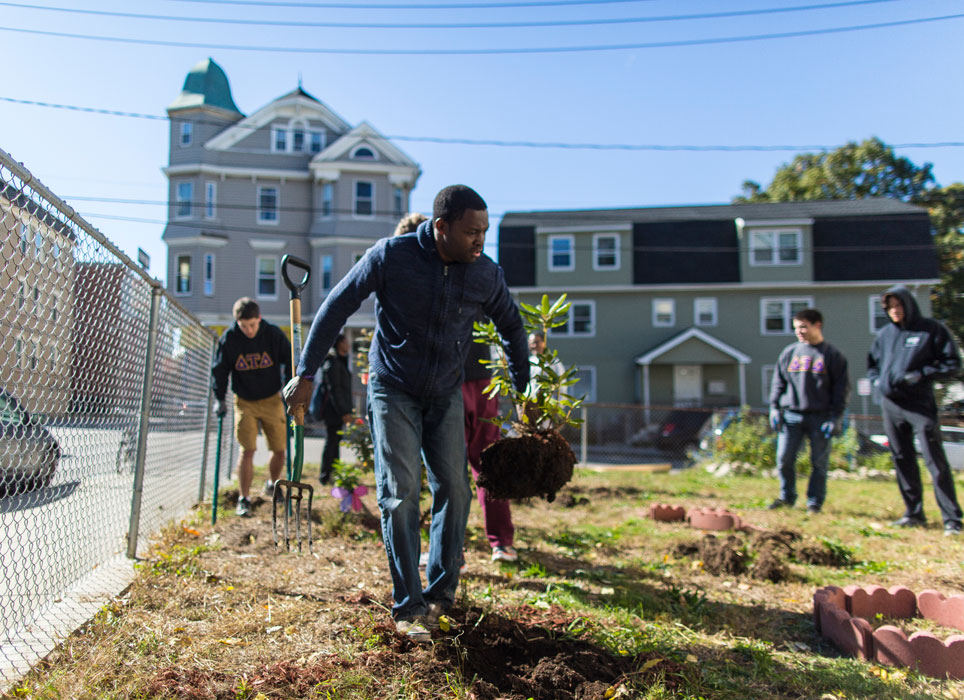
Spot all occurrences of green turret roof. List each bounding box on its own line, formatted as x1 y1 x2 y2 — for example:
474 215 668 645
167 58 242 115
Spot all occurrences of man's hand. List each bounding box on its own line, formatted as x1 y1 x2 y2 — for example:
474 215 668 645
215 399 227 418
768 408 782 432
283 376 314 413
820 420 835 439
901 370 923 386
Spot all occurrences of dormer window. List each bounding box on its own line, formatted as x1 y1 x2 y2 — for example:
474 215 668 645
271 119 323 154
749 229 802 266
351 146 376 160
292 127 305 152
272 127 287 152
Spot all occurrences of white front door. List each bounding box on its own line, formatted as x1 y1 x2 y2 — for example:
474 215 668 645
673 365 702 406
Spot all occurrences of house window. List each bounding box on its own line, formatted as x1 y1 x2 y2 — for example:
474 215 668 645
320 254 333 293
352 146 376 160
570 366 597 403
762 365 776 404
256 256 278 299
548 235 574 271
34 229 45 262
272 127 287 152
694 297 717 327
593 233 619 270
749 229 802 266
309 131 324 153
869 295 889 333
761 297 813 334
552 300 595 337
180 122 192 146
354 181 374 217
393 188 403 217
258 186 278 224
175 182 193 219
203 253 215 296
653 298 675 327
321 183 333 218
204 182 216 219
175 255 191 295
292 127 305 152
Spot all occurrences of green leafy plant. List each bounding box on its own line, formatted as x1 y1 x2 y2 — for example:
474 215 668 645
330 459 364 492
339 416 373 470
474 293 584 433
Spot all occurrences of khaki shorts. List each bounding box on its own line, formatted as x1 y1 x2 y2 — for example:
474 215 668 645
234 393 287 452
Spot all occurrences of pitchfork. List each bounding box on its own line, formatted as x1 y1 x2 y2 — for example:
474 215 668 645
273 254 313 552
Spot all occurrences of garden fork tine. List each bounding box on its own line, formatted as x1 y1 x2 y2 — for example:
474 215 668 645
273 254 313 553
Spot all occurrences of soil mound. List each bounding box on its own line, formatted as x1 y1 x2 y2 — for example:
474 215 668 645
478 429 576 502
673 534 747 575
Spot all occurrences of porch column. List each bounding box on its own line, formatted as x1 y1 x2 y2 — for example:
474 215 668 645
738 362 747 406
642 363 651 424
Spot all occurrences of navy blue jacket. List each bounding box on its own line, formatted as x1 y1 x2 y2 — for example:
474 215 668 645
298 220 530 397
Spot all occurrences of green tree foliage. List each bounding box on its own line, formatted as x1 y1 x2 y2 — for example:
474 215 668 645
734 137 964 339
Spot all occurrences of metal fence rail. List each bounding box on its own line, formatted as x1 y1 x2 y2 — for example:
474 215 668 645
0 148 232 685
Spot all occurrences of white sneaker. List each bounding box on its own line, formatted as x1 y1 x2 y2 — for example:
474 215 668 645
491 545 518 562
395 617 431 643
263 480 275 497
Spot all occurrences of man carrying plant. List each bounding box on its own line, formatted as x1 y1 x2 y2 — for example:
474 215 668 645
283 185 530 642
867 285 963 536
211 297 292 518
768 308 850 514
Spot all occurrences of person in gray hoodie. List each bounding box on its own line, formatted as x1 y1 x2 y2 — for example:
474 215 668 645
768 308 850 514
867 285 963 535
283 185 529 641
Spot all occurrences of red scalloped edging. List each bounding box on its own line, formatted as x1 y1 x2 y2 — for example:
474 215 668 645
648 503 686 522
813 584 964 679
687 507 747 532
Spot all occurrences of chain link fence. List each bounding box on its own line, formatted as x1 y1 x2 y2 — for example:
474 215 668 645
0 148 233 685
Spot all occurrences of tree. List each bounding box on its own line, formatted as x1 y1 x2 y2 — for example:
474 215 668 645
733 137 964 340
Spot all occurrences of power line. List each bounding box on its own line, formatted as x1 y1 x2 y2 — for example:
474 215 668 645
5 96 964 153
163 0 659 9
0 0 905 31
2 11 962 55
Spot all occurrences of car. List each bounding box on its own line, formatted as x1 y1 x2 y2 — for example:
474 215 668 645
0 389 61 493
655 409 713 453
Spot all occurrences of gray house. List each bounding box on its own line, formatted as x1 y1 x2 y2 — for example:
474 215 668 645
162 58 421 337
499 199 940 412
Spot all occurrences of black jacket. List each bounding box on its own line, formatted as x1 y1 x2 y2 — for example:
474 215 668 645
867 285 961 411
769 340 849 419
312 352 352 422
211 319 292 402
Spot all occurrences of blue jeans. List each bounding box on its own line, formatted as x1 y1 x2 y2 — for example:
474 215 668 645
367 374 470 620
776 410 832 509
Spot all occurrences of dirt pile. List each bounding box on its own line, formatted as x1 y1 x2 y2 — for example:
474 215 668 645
478 429 576 502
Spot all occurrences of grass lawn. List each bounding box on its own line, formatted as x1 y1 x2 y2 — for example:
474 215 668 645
4 464 964 699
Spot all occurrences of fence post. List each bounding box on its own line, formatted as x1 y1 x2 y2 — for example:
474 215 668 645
127 286 162 559
198 337 218 503
580 404 588 466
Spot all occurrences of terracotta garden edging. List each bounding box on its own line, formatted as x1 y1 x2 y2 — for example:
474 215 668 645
648 503 686 522
813 584 964 679
686 507 758 533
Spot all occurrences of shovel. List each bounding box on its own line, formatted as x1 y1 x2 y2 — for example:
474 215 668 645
273 254 313 552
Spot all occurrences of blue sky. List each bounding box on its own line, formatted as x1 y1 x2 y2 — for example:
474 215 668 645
2 0 963 285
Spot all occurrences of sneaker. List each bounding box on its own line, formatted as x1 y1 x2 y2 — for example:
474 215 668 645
236 497 252 518
767 499 792 510
491 545 518 563
395 617 431 643
263 480 275 497
807 505 821 514
893 515 926 528
424 602 446 630
945 522 962 537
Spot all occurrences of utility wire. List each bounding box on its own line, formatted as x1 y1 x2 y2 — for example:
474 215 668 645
0 0 905 31
164 0 661 10
5 96 964 153
2 12 962 55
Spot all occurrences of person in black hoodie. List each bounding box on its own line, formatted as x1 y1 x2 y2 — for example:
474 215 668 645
310 334 353 485
212 297 292 517
867 285 963 535
768 308 850 514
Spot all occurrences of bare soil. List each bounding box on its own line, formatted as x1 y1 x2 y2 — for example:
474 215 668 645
477 428 576 502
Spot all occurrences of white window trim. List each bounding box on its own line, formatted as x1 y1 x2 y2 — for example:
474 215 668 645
204 181 217 220
257 186 280 225
761 364 776 404
748 228 802 267
652 298 675 327
393 187 404 217
319 253 334 294
694 297 718 327
174 255 192 296
760 296 814 335
289 118 308 153
868 294 888 334
320 182 334 220
350 144 378 160
552 299 596 337
203 253 215 297
592 233 620 271
174 181 193 220
548 234 575 272
309 130 325 153
255 255 279 301
572 365 597 403
180 121 192 147
271 126 287 153
353 180 375 219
